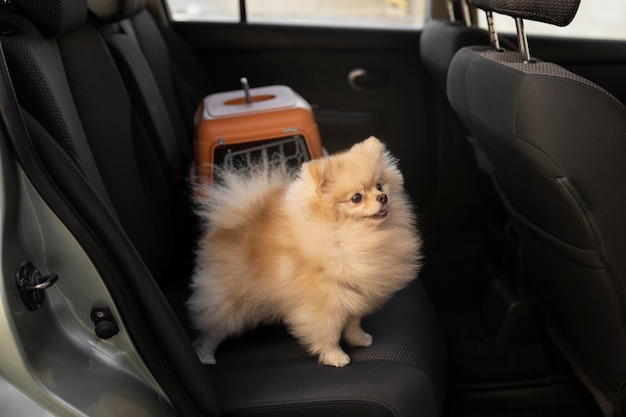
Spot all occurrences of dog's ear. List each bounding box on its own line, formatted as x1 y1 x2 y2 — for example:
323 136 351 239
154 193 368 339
354 136 385 159
302 159 329 192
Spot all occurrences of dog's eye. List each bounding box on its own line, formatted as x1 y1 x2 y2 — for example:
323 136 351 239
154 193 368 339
351 193 362 203
376 183 383 191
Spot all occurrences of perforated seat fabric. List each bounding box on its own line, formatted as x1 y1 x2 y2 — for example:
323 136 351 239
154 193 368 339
216 282 440 369
447 6 626 414
2 0 448 415
208 280 446 416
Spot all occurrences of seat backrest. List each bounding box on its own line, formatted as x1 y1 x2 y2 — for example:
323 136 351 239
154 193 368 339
86 0 206 173
420 0 493 93
127 2 212 134
420 0 515 267
447 0 626 415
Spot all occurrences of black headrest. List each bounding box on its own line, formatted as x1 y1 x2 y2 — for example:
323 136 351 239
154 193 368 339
87 0 146 23
469 0 581 27
12 0 87 37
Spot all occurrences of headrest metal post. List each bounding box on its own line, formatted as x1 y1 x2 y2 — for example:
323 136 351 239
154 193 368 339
460 0 471 27
445 0 456 23
515 17 531 63
485 11 501 51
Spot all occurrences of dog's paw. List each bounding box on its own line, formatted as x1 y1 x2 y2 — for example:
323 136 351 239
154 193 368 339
344 329 373 348
319 349 351 367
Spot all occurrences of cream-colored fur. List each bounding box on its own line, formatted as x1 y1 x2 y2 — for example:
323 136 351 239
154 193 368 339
188 137 422 367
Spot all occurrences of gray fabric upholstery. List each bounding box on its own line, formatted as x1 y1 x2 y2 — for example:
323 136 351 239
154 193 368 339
447 31 626 417
12 0 87 36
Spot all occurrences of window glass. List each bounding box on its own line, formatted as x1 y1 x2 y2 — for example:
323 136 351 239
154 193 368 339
477 0 626 40
167 0 426 28
246 0 425 28
168 0 239 22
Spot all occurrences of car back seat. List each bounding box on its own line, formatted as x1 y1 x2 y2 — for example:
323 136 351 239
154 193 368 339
1 0 447 415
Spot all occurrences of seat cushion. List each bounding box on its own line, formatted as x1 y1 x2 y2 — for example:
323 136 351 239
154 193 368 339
207 279 446 416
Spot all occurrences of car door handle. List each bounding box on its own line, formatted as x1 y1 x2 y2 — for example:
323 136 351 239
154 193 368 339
348 68 389 91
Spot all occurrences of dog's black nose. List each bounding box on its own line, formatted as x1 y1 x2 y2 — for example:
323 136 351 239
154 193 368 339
377 194 388 204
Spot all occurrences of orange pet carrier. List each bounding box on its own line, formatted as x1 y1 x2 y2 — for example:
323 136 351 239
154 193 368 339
194 80 323 180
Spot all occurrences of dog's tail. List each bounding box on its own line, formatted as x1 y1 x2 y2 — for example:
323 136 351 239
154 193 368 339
192 156 294 230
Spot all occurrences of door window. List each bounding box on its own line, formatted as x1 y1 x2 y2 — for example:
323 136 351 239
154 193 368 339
167 0 426 28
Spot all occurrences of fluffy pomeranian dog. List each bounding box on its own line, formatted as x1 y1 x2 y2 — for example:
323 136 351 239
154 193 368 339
188 136 422 367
